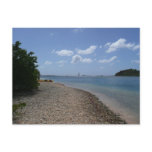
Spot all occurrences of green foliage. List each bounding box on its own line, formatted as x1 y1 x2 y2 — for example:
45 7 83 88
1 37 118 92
13 102 26 113
115 69 140 76
13 41 40 91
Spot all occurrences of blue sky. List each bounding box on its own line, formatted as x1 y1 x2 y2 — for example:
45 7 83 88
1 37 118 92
13 28 140 76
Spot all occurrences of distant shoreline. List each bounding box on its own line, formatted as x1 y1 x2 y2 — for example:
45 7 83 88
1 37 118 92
13 82 126 124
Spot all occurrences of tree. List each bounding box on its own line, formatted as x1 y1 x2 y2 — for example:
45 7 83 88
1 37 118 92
115 69 140 76
13 41 40 91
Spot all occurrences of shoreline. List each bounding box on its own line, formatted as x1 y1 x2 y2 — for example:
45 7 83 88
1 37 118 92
60 82 139 124
13 82 126 124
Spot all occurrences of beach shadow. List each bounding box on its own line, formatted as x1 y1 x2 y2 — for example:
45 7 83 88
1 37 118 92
13 89 41 98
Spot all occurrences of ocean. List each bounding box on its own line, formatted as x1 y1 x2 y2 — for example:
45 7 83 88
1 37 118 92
40 75 140 123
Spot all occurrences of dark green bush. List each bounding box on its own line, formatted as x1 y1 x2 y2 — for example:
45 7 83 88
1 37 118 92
13 41 40 91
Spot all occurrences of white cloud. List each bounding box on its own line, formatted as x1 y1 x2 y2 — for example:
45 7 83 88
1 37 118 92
132 44 140 50
99 45 102 48
104 42 111 47
132 60 140 64
56 50 73 56
57 60 67 67
77 45 97 55
81 58 92 63
99 56 117 63
105 38 140 53
71 55 92 63
44 61 52 65
73 28 84 33
71 55 82 63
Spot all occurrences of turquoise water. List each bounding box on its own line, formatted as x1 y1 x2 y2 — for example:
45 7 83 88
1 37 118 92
40 76 140 123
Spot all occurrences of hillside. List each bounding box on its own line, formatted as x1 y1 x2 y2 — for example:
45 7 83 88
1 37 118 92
115 69 140 76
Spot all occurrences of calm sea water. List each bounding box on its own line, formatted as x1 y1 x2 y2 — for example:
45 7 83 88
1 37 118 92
40 76 140 123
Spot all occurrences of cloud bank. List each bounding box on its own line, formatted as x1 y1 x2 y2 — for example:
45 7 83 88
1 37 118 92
77 45 97 55
57 60 67 67
99 56 117 63
56 50 73 56
71 55 92 63
105 38 139 53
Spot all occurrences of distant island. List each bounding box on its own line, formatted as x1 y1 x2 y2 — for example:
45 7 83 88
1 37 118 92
115 69 140 76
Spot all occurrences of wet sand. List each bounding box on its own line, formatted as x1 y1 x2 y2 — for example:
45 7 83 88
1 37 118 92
13 82 126 124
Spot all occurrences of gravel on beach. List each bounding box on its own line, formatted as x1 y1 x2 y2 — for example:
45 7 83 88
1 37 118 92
13 82 126 124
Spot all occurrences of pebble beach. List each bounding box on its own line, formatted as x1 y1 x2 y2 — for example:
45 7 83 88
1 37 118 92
13 82 126 124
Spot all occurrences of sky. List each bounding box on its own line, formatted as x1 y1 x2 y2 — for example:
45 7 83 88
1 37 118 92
13 28 140 76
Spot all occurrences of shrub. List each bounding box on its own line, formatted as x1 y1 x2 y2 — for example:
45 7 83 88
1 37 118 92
13 102 26 113
13 41 40 91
